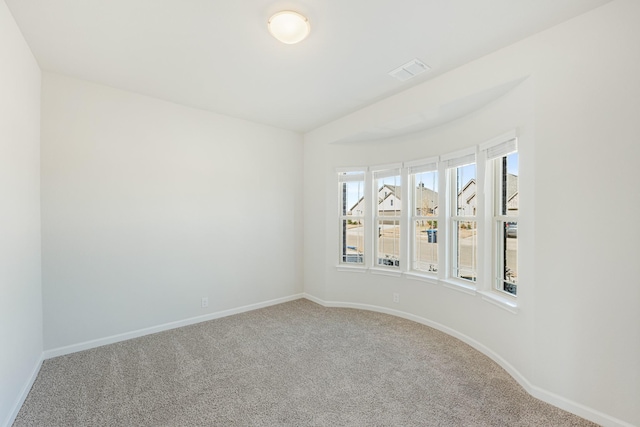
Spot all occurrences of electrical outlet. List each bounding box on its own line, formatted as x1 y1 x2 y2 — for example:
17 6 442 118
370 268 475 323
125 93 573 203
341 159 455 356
393 293 400 303
201 297 209 308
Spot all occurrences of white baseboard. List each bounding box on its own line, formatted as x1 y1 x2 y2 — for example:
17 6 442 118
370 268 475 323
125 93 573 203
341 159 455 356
2 355 43 427
44 293 305 359
302 293 634 427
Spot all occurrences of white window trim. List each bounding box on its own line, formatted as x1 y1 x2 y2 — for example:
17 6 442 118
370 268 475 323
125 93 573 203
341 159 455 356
371 162 403 174
406 156 439 174
336 264 368 273
441 146 476 168
478 290 519 314
400 166 409 274
441 279 477 296
370 267 403 277
478 130 517 153
403 271 439 285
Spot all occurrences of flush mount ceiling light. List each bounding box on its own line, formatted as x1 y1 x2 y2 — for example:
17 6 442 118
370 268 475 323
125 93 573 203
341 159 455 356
268 11 310 44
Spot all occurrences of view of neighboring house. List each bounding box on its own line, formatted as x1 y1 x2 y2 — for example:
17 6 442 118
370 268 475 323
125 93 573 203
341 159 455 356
349 174 518 218
348 184 401 217
377 184 401 215
457 174 519 216
349 203 365 217
457 179 476 216
415 182 439 217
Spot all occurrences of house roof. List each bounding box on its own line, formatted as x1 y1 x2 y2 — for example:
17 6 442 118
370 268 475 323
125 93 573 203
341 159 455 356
506 174 518 200
379 184 400 202
350 175 514 212
458 179 476 196
350 184 439 213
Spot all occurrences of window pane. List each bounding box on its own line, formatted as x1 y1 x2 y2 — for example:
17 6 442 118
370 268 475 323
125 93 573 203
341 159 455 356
377 175 401 216
377 220 400 267
500 153 519 216
414 220 438 272
495 152 518 295
456 164 476 216
454 220 476 281
501 221 518 294
341 219 364 264
342 181 365 216
414 171 438 217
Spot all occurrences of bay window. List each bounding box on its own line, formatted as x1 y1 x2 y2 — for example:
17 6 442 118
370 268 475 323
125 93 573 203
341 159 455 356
335 131 521 309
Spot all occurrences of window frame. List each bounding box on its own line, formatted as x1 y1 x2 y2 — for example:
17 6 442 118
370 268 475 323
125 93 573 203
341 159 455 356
371 164 403 273
337 168 367 269
407 158 440 277
483 136 519 298
442 148 478 287
476 132 519 305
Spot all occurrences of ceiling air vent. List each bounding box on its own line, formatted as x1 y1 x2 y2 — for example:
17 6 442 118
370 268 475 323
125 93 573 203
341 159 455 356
388 59 430 82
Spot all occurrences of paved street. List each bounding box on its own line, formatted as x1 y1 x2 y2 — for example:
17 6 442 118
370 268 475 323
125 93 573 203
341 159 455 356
345 224 517 282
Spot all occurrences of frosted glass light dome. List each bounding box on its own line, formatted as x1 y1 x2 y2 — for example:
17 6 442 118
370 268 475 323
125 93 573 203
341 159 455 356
268 11 310 44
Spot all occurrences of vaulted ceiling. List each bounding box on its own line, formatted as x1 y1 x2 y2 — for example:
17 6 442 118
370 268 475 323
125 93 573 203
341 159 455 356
6 0 611 132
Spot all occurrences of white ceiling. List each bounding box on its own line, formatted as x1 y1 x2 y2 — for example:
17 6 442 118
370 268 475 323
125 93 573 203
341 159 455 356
6 0 611 133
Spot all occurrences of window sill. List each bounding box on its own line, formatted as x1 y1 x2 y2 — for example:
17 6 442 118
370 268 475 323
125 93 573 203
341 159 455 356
441 279 477 296
478 291 519 314
404 272 439 285
370 268 402 277
336 265 368 273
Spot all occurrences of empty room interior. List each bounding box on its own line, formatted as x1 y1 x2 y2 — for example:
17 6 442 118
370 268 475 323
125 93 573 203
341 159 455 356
1 0 639 426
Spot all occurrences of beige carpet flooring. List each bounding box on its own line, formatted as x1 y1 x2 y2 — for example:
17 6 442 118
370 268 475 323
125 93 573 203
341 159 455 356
14 299 598 426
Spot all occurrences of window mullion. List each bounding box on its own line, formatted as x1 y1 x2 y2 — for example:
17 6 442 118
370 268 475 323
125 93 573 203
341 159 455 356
478 147 491 290
364 170 374 268
439 163 449 280
400 167 410 273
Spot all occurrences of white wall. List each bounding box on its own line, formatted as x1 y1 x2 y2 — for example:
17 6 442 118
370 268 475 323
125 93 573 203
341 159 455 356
303 1 639 426
0 2 43 426
41 73 303 350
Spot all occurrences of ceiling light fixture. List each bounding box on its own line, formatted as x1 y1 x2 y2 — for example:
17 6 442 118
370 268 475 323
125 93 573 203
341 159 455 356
268 11 310 44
